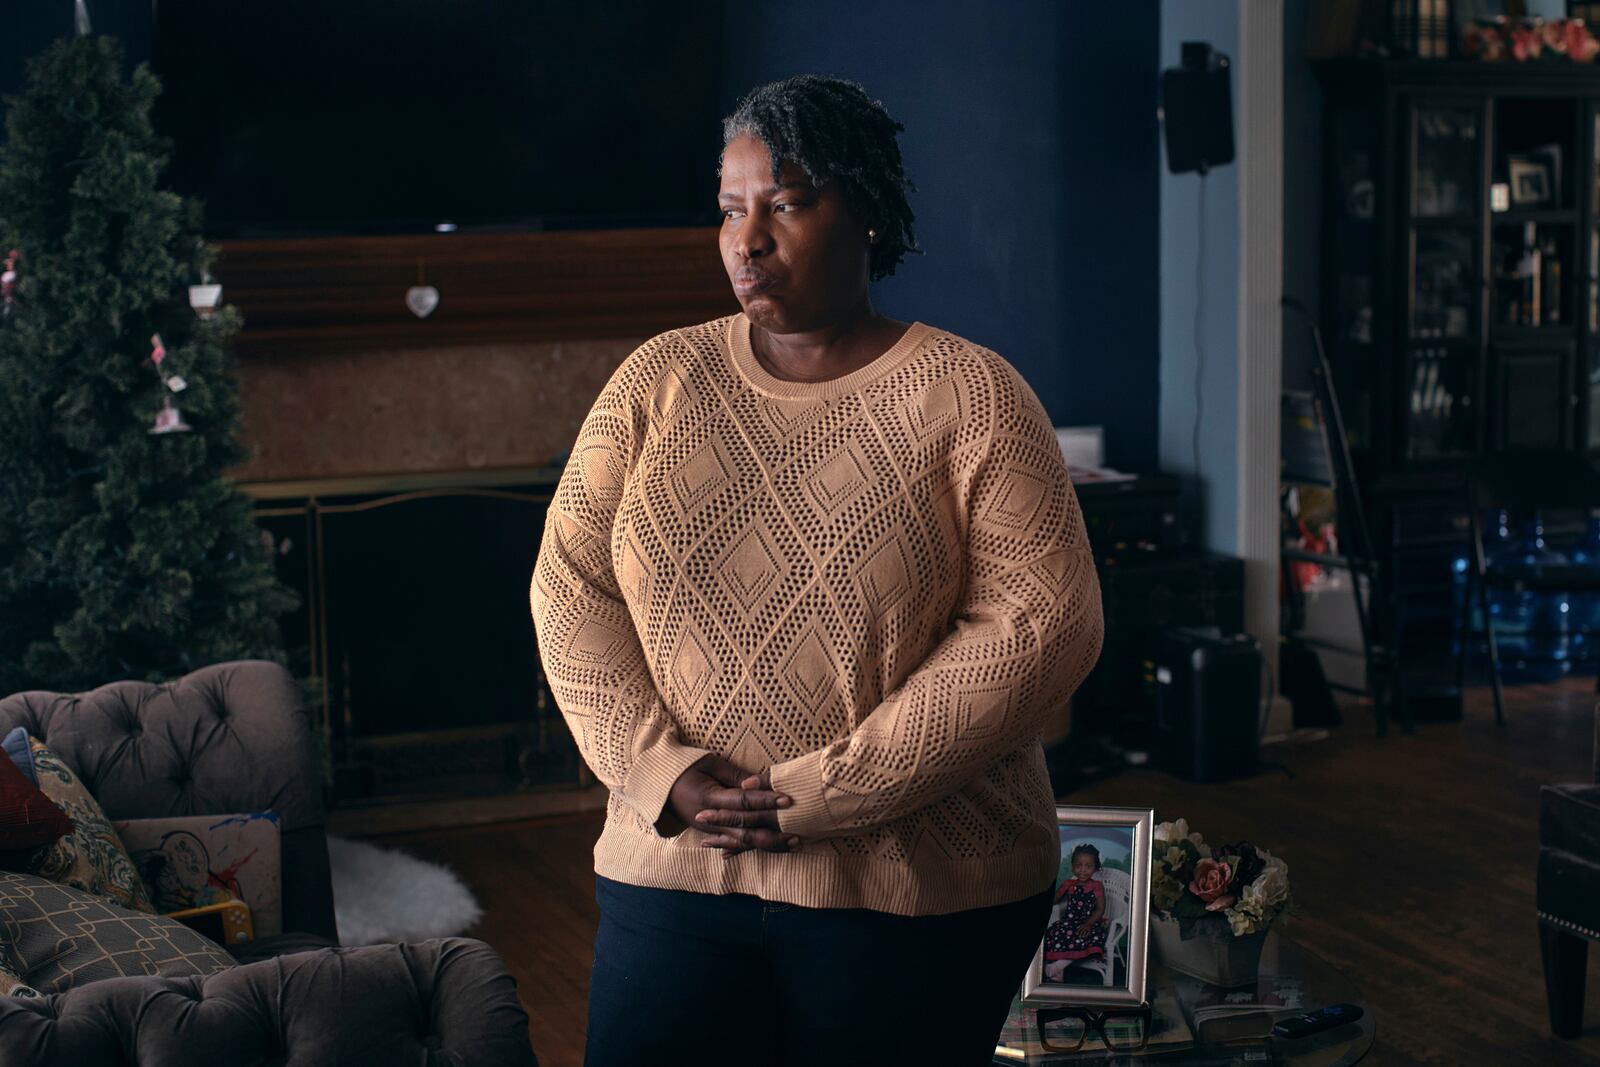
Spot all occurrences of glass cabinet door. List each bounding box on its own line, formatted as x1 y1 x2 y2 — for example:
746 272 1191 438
1587 107 1600 451
1586 107 1600 453
1404 101 1484 462
1411 104 1479 220
1589 225 1600 450
1411 228 1476 339
1404 346 1477 459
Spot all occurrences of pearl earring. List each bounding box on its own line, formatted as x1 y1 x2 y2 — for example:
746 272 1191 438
867 229 878 243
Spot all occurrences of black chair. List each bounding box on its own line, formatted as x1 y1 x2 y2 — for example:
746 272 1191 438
1463 451 1600 727
1538 693 1600 1038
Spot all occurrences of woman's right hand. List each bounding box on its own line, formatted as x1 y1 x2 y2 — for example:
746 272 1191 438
662 754 798 854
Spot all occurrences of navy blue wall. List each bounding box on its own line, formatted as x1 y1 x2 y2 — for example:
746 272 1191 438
722 0 1160 472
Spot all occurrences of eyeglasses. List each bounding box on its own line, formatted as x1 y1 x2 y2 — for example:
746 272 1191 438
1034 1005 1152 1052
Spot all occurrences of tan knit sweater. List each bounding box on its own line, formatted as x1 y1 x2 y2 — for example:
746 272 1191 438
530 314 1103 916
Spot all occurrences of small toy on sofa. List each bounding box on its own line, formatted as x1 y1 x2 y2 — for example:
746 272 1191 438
166 897 255 945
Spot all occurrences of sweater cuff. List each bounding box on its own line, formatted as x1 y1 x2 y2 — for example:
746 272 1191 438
621 741 712 827
770 750 833 838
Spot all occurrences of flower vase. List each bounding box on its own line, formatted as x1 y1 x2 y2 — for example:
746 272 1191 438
1149 914 1268 987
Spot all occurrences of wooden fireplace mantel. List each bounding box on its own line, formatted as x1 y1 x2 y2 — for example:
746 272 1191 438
217 226 739 357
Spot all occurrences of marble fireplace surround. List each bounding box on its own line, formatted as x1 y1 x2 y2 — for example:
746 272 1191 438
221 227 737 485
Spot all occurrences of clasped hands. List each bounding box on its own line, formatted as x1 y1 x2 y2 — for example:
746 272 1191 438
664 753 800 855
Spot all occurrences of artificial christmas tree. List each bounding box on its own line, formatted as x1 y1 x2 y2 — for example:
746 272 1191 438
0 31 297 694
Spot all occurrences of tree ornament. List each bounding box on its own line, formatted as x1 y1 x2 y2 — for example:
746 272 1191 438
149 396 192 435
406 258 439 319
143 333 190 432
188 276 222 319
1 249 17 315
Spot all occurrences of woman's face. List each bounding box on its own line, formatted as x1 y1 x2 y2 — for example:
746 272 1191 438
717 134 872 335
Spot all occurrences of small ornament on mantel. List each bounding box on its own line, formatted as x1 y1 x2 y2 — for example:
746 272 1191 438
406 258 440 319
188 273 222 319
1 249 17 315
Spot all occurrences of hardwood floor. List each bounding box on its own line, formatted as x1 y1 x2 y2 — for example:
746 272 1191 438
367 679 1600 1066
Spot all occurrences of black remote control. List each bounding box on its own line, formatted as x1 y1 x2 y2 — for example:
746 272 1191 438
1270 1004 1364 1039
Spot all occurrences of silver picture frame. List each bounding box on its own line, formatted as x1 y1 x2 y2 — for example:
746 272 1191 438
1021 805 1153 1007
1508 155 1552 208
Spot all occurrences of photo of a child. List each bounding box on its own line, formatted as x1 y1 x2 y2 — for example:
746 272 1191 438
1044 844 1108 971
1022 807 1152 1008
1041 827 1134 988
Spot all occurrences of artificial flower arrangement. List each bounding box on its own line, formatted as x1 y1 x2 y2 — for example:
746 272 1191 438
1150 818 1291 940
1462 17 1600 63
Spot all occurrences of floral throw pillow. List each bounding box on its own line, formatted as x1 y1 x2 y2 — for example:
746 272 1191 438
23 737 155 914
0 958 41 999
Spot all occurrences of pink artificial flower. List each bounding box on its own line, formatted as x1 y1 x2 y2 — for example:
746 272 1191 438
1205 894 1237 912
1541 19 1567 53
1567 20 1600 62
1189 858 1234 904
1512 25 1542 61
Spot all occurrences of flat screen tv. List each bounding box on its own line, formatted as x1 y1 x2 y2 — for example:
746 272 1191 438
150 0 724 237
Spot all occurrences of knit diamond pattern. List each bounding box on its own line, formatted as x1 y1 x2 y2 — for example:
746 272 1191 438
530 315 1104 916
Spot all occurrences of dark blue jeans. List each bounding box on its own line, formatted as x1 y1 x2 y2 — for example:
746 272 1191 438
586 874 1054 1067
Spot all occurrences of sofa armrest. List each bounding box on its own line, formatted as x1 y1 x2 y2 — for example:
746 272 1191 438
0 938 538 1067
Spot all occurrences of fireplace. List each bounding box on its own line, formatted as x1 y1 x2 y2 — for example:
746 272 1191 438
252 472 575 805
226 227 737 806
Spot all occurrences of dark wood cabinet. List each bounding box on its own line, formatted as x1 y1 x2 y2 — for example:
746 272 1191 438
1491 342 1573 450
1313 61 1600 727
1315 61 1600 475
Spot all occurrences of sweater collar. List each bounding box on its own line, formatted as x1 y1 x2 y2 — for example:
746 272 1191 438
727 313 933 400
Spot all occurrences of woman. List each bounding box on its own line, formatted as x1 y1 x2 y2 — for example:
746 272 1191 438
531 75 1103 1067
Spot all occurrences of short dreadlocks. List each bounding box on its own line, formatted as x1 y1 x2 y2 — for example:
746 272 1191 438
721 75 920 282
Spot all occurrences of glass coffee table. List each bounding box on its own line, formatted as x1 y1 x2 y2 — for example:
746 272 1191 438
993 936 1373 1065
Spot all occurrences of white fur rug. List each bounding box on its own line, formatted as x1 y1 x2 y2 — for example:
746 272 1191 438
327 835 483 947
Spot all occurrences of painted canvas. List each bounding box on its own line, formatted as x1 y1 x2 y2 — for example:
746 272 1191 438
116 812 283 937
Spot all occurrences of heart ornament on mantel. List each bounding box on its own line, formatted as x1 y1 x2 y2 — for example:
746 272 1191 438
405 285 440 319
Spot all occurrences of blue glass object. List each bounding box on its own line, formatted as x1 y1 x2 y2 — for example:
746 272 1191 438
1455 510 1512 658
1564 513 1600 673
1488 513 1571 683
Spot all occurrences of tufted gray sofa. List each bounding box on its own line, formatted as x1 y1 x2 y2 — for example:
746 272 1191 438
0 660 539 1066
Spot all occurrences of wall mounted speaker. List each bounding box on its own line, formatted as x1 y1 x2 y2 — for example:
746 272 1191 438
1160 41 1235 175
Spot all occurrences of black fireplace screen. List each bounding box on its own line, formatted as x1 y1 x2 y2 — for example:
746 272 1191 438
255 477 581 804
